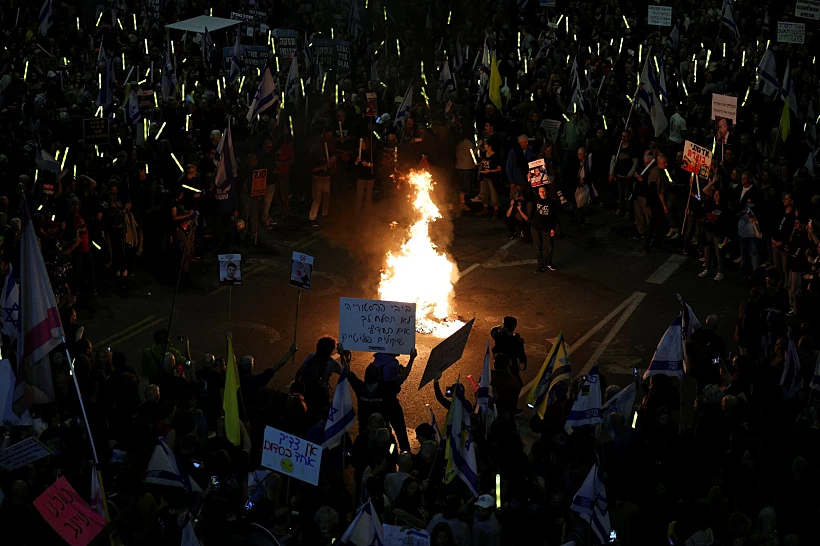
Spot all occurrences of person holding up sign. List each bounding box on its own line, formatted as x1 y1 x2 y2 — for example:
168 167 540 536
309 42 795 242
518 184 559 272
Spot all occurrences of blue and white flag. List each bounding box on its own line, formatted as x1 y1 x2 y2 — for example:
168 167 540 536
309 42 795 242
444 383 479 496
478 39 490 103
638 59 667 136
161 47 176 101
475 340 496 431
35 148 61 174
1 265 19 340
341 501 384 546
228 30 243 83
323 367 356 449
564 363 603 434
97 58 115 112
569 57 584 114
246 65 279 122
429 406 442 444
348 0 363 43
657 58 669 106
97 40 107 64
781 60 800 118
644 302 700 379
145 438 202 493
601 380 637 423
394 84 413 130
39 0 53 36
810 352 820 392
438 59 455 102
453 35 464 72
286 55 300 102
762 11 770 38
756 49 778 97
126 89 141 125
722 0 740 41
780 336 802 399
215 120 237 189
667 23 680 50
570 462 611 544
202 27 214 65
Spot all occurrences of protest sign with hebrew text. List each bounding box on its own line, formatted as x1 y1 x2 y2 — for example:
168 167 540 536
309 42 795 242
647 5 673 26
33 476 106 546
261 426 322 485
777 22 805 44
339 298 416 354
0 436 51 471
796 0 820 20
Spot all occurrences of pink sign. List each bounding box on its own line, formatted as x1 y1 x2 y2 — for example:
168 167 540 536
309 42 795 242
33 477 106 546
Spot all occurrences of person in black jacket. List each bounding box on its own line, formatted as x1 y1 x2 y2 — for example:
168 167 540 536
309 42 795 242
519 184 559 272
699 189 733 281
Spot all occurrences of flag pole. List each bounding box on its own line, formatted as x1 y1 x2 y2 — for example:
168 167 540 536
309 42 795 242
612 48 651 164
290 289 301 365
159 227 192 361
65 352 101 465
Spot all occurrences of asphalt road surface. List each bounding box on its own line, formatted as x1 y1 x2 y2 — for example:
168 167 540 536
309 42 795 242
81 193 748 446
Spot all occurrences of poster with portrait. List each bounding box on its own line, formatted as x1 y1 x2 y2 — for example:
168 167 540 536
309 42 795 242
218 254 242 286
290 252 314 290
527 159 550 188
714 116 733 144
365 93 378 117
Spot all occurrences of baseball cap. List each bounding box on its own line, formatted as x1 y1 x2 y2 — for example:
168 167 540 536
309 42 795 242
474 494 494 509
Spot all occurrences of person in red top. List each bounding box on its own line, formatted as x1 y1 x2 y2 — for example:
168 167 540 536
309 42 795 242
66 196 96 296
274 128 296 220
490 353 523 416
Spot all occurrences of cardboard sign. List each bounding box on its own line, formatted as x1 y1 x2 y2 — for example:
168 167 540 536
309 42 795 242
365 92 378 117
339 298 416 354
539 119 561 143
290 252 314 290
251 168 267 196
0 437 51 471
777 22 806 44
682 141 713 178
82 118 110 145
218 254 242 286
384 525 431 546
261 426 322 485
273 29 298 58
33 477 106 546
418 318 475 390
647 5 672 26
796 0 820 20
527 158 550 188
711 94 738 122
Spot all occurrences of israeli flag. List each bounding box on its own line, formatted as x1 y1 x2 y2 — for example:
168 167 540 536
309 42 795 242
780 336 802 399
39 0 53 36
323 367 355 449
394 84 413 130
601 380 637 424
126 89 141 126
341 501 384 546
475 340 496 430
348 0 363 43
667 23 680 50
478 40 490 102
97 58 115 112
246 65 279 122
35 148 61 174
722 0 740 41
286 55 300 102
214 120 238 189
564 363 603 434
638 60 668 137
810 352 820 392
444 383 479 496
202 27 214 64
161 47 176 101
438 59 455 102
1 265 19 340
145 438 202 493
756 49 778 97
781 61 800 118
570 462 611 544
644 302 700 379
453 35 464 72
228 30 243 83
569 58 584 114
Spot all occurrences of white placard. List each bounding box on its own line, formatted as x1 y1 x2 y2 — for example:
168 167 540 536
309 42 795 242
796 0 820 20
711 94 738 122
261 426 322 485
777 22 805 44
339 298 416 354
418 318 475 390
218 254 242 286
0 437 51 471
290 252 314 290
384 525 430 546
647 5 672 26
539 119 562 143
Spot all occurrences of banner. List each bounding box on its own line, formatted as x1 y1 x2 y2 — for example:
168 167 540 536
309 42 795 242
339 297 416 354
33 477 106 546
0 437 51 471
222 45 271 75
262 426 322 485
682 141 713 178
527 158 550 187
273 29 298 59
218 253 242 286
82 118 110 145
418 318 474 390
711 94 738 122
647 5 673 26
796 0 820 20
777 22 806 44
290 252 314 290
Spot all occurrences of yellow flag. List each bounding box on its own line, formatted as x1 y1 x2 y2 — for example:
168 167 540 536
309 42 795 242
526 332 572 419
780 97 790 142
489 53 502 110
224 333 241 446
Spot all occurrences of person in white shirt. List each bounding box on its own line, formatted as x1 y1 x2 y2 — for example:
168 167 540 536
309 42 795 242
669 104 688 156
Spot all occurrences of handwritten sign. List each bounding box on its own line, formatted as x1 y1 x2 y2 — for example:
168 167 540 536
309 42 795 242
251 168 268 196
418 318 475 390
777 22 805 44
682 141 713 178
711 94 737 122
339 297 416 354
261 426 322 485
0 437 51 471
273 29 298 58
82 118 110 145
33 477 106 546
647 5 672 26
796 0 820 20
384 525 431 546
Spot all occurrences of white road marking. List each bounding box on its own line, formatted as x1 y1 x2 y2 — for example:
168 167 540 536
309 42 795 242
579 292 647 375
518 291 642 399
458 263 481 280
484 259 538 268
645 254 688 284
501 239 519 250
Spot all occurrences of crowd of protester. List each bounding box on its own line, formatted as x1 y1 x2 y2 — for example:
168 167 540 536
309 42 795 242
1 0 819 544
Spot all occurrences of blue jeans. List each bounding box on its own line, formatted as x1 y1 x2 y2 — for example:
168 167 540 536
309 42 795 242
740 237 760 273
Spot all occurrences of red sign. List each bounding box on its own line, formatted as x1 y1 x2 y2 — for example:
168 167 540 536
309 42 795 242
33 477 106 546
